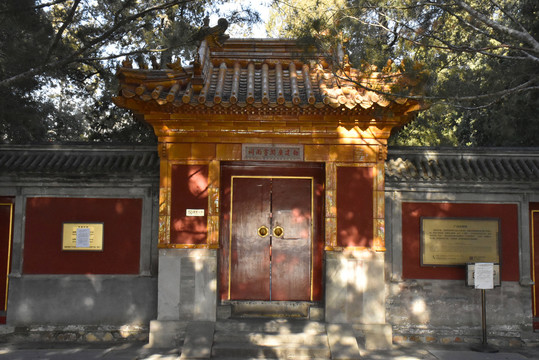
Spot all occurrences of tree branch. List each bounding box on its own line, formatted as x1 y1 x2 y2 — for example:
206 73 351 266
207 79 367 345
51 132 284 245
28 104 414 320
454 0 539 54
0 0 69 14
327 52 537 106
343 8 539 63
488 0 529 33
46 0 82 62
0 0 196 87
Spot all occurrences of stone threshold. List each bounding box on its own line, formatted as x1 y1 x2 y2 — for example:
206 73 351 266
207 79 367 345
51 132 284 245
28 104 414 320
218 301 324 320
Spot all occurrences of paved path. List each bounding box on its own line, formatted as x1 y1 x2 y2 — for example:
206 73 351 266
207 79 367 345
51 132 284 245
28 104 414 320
1 342 539 360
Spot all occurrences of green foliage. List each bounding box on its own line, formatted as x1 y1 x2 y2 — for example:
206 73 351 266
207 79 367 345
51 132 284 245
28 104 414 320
0 0 54 142
0 0 260 144
269 0 539 146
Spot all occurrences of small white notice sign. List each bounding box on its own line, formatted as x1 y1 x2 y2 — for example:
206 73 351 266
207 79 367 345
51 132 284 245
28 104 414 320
76 227 91 248
474 263 494 289
186 209 205 216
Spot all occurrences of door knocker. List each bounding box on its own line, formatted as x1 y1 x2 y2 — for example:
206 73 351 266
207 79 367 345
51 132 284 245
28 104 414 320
273 226 284 238
257 225 269 237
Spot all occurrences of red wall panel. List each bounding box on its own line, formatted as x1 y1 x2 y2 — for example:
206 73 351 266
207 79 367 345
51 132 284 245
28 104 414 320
402 202 519 281
170 164 208 244
24 197 142 274
337 166 374 247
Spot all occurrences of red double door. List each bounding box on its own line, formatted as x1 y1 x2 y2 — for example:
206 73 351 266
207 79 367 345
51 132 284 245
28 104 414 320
229 176 312 301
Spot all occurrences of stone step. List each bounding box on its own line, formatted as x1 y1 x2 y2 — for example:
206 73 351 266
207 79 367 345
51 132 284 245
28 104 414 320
213 358 330 360
211 319 332 359
213 332 329 346
214 318 327 334
211 341 331 359
210 319 362 360
226 301 311 318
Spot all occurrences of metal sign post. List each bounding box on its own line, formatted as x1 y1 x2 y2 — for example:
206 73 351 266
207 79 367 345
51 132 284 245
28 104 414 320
466 263 500 353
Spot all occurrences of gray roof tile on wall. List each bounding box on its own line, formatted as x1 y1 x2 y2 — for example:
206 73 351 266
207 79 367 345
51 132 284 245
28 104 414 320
386 147 539 183
1 145 537 185
0 144 159 178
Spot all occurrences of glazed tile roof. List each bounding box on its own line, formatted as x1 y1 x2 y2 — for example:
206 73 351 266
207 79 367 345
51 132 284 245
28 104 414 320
113 38 421 117
386 147 539 184
0 145 159 178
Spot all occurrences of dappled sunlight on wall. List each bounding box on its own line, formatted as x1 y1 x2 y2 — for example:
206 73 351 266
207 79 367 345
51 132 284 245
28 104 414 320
411 297 430 324
337 166 374 247
188 166 209 197
170 164 209 244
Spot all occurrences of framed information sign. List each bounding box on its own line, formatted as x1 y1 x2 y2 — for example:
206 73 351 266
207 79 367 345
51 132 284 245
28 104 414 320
62 223 104 251
421 218 500 266
466 263 501 288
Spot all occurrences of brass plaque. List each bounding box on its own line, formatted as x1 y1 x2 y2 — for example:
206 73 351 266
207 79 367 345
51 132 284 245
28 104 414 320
62 223 104 251
421 218 500 266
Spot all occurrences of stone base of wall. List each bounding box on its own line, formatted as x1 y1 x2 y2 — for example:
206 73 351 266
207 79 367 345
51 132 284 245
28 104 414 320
391 325 530 347
0 324 148 343
386 280 534 348
149 320 187 348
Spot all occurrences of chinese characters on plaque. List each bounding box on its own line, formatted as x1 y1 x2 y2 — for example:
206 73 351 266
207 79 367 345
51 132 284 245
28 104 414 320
421 218 500 266
242 144 304 161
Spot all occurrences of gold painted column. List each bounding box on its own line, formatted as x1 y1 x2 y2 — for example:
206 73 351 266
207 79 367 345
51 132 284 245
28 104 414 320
207 159 220 247
325 161 338 249
158 143 171 246
373 150 387 251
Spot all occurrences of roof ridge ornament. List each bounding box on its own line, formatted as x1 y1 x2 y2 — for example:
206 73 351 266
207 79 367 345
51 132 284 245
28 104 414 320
193 16 230 48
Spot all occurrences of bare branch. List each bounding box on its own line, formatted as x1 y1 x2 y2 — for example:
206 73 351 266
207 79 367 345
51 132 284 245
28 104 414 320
342 7 539 63
0 0 197 87
79 43 192 62
488 0 529 33
452 86 539 110
46 0 82 62
0 0 69 14
454 0 539 54
448 79 538 102
327 52 538 107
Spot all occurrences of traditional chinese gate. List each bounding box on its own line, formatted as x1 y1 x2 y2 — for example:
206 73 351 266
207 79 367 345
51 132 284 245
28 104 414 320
113 18 423 339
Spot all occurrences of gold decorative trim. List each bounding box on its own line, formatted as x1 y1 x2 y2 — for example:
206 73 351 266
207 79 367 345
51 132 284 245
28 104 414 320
324 246 372 252
532 210 538 317
0 203 13 312
158 243 219 249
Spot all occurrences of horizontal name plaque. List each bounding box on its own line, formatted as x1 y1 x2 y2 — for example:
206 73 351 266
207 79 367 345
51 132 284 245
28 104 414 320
62 223 104 251
421 217 500 266
242 144 303 161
